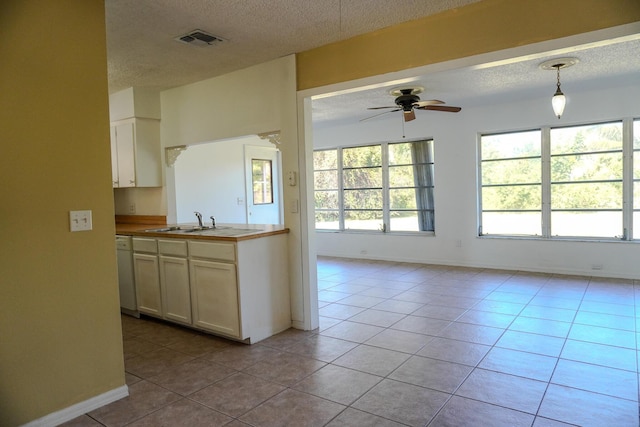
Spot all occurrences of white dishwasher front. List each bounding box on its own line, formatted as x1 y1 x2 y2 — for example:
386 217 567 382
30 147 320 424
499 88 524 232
116 235 138 316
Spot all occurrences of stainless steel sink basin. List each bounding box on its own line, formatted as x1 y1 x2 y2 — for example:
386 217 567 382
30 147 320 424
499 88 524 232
196 227 259 236
143 225 258 236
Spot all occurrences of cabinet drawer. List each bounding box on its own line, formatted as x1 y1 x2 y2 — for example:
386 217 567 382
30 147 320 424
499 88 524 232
188 240 235 262
158 239 188 257
132 237 158 253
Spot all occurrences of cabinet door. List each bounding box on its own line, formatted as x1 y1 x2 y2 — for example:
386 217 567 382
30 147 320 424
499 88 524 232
110 126 119 187
189 259 240 338
159 255 191 325
115 122 136 187
133 253 161 317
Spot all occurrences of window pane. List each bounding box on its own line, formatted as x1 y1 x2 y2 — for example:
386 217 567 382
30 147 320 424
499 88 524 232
635 212 640 239
314 150 337 170
551 152 622 182
482 158 541 185
344 210 383 230
635 182 640 210
634 152 640 179
343 168 382 188
251 159 273 204
551 122 623 155
315 211 340 230
482 185 541 211
482 212 541 236
551 182 622 209
344 189 382 209
315 190 338 209
343 145 381 168
551 211 622 238
390 211 421 232
481 131 541 160
314 170 337 189
389 165 419 187
388 142 414 165
390 188 419 209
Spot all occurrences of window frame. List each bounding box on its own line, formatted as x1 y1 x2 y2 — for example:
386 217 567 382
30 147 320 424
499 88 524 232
478 119 637 241
314 139 435 234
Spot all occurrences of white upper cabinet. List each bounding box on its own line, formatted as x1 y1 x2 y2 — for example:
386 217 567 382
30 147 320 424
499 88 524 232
110 118 161 188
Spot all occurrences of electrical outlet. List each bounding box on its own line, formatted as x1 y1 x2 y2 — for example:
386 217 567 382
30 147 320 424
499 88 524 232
70 210 92 232
128 203 136 214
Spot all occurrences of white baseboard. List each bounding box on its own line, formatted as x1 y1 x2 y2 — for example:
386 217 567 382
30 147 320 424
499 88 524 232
22 385 129 427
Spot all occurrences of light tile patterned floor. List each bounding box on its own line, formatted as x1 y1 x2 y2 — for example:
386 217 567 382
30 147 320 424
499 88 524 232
64 257 640 426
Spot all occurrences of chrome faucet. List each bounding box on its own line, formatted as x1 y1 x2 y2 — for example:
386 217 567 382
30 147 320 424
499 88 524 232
210 216 216 228
194 211 203 227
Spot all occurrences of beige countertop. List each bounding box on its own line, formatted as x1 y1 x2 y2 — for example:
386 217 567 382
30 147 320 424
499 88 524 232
116 220 289 242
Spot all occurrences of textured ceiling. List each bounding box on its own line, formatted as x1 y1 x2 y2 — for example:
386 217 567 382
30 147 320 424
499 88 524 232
105 1 640 126
312 37 640 125
105 0 483 93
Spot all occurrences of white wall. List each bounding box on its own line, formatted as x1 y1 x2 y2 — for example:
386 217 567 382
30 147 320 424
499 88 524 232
160 56 311 327
173 135 273 224
313 83 640 279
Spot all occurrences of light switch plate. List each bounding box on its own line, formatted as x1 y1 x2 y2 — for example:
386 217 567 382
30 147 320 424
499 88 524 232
70 210 92 232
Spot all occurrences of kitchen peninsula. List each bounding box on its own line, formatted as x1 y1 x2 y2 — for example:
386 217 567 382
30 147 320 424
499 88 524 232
116 216 290 344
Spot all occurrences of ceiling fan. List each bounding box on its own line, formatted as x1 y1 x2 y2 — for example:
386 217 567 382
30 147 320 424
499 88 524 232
363 87 461 122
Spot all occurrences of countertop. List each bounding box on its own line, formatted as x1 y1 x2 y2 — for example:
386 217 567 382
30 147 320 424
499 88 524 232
116 222 289 242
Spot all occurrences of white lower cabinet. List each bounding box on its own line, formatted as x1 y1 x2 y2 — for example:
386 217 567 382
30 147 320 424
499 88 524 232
159 255 191 325
189 259 240 337
133 252 162 317
157 239 191 325
132 233 290 343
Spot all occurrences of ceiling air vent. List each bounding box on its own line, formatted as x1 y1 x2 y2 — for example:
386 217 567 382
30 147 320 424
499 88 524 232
174 29 225 46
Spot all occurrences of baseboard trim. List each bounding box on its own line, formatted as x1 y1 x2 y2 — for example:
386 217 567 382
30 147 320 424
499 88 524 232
23 385 129 427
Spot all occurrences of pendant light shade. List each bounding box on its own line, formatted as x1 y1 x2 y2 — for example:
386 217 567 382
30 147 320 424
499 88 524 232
540 57 578 120
552 78 566 119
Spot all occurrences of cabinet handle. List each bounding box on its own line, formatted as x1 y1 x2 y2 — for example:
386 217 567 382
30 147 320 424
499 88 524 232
129 180 135 185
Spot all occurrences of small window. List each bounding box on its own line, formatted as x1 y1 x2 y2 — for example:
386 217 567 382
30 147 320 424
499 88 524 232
252 159 273 205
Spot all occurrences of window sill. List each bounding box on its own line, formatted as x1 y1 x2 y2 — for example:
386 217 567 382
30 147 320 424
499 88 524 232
478 235 636 244
315 229 435 237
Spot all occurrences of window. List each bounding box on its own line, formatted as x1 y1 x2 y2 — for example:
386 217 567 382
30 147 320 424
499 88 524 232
480 130 542 236
251 159 273 205
634 120 640 239
479 120 636 240
314 139 434 233
550 123 623 237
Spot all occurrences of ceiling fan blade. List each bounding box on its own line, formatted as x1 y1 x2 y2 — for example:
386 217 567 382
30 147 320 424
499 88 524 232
417 105 462 113
367 106 398 110
403 109 416 122
414 99 445 107
360 109 400 122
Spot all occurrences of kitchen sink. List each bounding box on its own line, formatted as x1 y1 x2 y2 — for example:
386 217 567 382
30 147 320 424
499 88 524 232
196 227 259 236
144 225 222 233
143 225 259 236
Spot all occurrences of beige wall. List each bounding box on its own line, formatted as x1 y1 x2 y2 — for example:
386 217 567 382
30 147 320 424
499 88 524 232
296 0 640 90
0 1 125 426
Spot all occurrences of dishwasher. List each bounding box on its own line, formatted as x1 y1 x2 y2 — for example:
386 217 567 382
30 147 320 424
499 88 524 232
116 235 138 317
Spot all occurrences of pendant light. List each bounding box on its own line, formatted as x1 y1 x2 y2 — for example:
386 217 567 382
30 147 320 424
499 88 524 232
540 58 578 119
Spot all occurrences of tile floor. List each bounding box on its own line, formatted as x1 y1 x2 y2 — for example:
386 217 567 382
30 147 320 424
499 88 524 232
64 257 640 426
